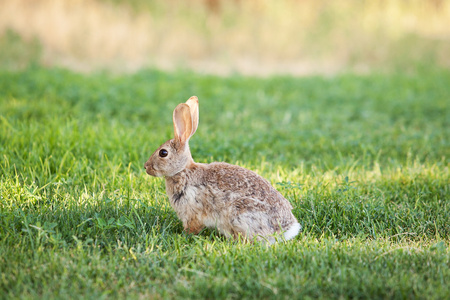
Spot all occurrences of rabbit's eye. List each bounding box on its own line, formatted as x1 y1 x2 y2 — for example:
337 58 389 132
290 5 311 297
159 149 168 157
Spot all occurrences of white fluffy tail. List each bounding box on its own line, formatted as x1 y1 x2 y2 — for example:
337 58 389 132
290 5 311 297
283 222 301 241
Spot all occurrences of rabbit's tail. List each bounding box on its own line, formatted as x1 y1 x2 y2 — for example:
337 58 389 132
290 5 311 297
283 222 301 241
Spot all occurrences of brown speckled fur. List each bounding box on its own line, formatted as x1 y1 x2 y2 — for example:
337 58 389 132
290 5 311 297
144 96 300 243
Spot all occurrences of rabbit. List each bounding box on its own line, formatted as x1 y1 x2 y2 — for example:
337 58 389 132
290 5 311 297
144 96 301 243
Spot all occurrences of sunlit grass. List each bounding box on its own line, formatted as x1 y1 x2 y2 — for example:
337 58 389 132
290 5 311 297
0 67 449 298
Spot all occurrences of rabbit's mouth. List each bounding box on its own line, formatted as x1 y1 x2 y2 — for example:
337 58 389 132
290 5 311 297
144 162 159 177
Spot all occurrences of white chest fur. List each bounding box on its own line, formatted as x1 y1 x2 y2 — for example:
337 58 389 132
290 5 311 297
167 182 231 236
167 185 202 223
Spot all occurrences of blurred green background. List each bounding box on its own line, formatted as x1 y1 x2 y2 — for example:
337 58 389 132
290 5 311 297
1 0 449 75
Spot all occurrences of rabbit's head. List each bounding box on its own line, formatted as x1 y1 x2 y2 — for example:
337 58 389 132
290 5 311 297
144 96 199 177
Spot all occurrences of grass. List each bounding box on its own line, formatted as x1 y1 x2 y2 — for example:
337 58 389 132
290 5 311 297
0 66 449 299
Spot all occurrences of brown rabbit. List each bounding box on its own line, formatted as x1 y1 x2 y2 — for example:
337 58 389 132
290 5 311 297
144 96 300 243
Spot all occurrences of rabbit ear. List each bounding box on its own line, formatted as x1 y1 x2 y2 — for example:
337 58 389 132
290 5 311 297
185 96 199 137
173 103 193 148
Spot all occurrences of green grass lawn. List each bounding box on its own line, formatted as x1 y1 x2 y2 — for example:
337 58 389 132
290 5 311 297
0 67 449 299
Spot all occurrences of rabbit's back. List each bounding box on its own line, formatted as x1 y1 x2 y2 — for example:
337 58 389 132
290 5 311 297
204 162 292 209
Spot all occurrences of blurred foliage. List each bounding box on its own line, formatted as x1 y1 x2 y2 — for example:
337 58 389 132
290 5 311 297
0 30 41 69
0 0 448 74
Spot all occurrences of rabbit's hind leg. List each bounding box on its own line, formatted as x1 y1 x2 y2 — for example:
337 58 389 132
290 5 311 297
229 197 274 243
